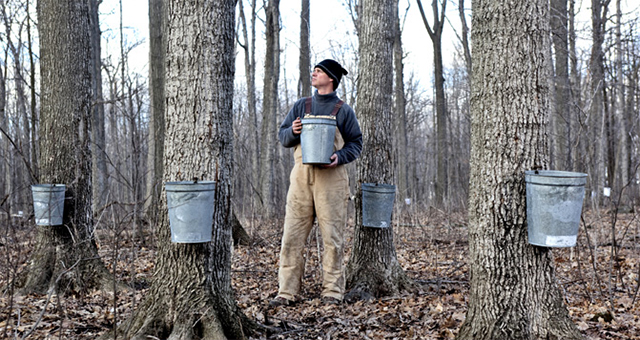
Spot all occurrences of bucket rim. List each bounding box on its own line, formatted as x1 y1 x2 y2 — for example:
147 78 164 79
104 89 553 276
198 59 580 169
165 181 216 192
362 182 396 192
301 117 337 125
31 184 66 191
524 170 588 178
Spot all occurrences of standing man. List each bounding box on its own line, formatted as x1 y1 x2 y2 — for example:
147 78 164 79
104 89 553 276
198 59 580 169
271 59 362 306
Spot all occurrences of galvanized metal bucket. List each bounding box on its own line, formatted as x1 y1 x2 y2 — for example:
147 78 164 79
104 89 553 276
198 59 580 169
165 181 216 243
300 117 336 165
31 184 66 226
525 170 587 247
362 183 396 228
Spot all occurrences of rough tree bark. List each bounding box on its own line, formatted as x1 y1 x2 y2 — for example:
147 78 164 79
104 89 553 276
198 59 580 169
21 0 115 295
345 0 414 302
456 0 583 338
111 1 255 339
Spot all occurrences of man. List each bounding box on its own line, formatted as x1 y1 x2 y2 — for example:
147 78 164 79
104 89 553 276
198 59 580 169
271 59 362 306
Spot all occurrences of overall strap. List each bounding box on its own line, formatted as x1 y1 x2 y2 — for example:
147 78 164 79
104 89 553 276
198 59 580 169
304 97 312 115
330 100 344 116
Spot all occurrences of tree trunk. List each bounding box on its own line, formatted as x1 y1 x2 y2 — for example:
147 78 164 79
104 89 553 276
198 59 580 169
417 0 448 208
298 0 311 98
144 0 166 229
112 1 255 339
457 0 583 338
259 0 280 218
551 0 571 171
21 0 115 295
89 0 109 217
587 0 608 206
345 0 414 302
393 0 410 208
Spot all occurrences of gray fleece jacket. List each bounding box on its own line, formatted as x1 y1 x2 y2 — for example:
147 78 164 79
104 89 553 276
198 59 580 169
278 91 362 165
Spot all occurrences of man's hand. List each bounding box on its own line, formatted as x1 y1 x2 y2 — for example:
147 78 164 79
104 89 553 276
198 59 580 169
322 154 339 168
292 117 302 135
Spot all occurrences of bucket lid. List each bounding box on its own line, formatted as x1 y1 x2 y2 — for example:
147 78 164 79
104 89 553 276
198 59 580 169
165 181 216 192
525 170 587 186
31 184 66 192
362 182 396 193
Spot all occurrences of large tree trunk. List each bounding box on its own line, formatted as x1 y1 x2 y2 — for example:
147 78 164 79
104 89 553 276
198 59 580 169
144 0 166 228
457 0 583 339
258 0 280 218
112 1 255 339
345 0 414 302
21 0 114 295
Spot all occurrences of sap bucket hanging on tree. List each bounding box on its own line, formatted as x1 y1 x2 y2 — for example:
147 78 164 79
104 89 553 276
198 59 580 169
300 117 336 165
31 184 66 226
362 183 396 228
525 170 587 247
165 181 216 243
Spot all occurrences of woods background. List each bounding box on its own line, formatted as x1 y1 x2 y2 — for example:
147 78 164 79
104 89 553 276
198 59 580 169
1 0 640 338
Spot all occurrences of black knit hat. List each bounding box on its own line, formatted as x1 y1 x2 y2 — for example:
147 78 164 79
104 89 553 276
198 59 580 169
315 59 348 90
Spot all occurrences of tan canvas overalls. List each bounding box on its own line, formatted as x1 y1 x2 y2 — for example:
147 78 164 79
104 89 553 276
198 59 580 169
277 98 350 301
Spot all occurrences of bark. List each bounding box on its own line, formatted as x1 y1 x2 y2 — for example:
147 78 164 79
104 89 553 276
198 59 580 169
551 0 571 170
298 0 311 98
21 0 115 295
111 1 255 339
457 0 583 338
417 0 448 207
89 0 109 217
345 0 415 302
145 0 166 226
258 0 280 218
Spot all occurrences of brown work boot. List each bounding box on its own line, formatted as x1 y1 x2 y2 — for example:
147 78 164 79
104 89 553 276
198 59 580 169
268 296 295 308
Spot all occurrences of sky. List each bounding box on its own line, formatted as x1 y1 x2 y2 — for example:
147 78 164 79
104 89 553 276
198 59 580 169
98 0 455 92
98 0 640 96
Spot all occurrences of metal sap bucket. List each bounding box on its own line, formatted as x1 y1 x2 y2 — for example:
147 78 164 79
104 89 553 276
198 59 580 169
525 170 587 247
300 117 336 165
165 181 216 243
362 183 396 228
31 184 66 226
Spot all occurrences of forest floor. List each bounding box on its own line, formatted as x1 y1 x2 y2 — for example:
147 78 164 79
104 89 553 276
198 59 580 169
1 207 640 339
